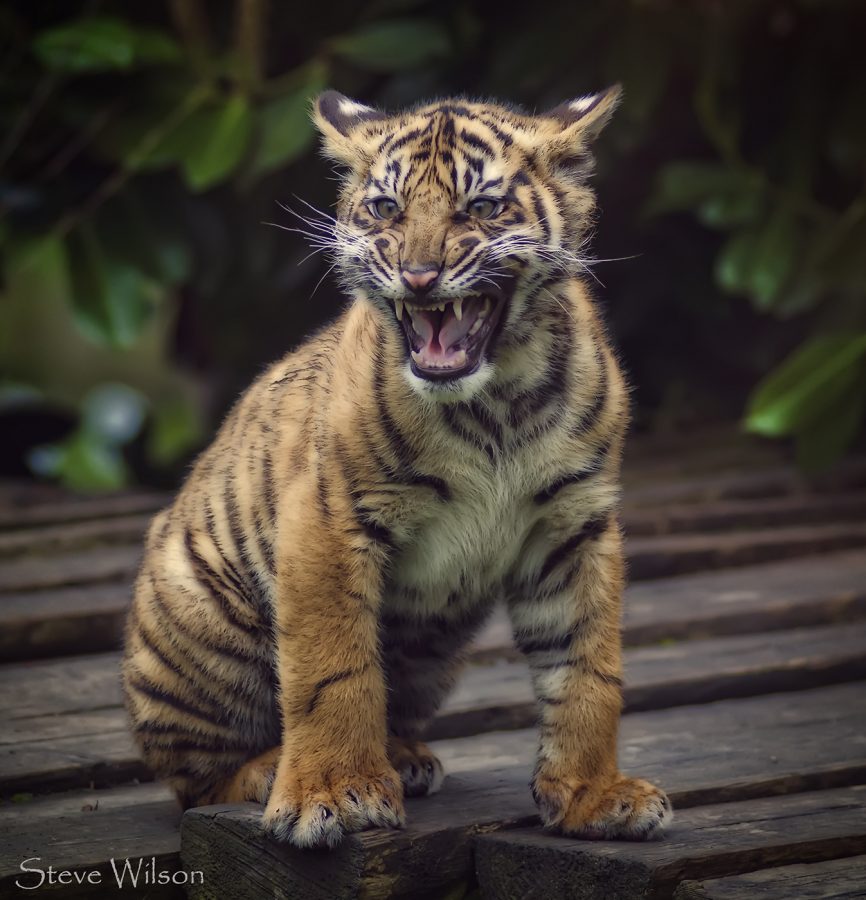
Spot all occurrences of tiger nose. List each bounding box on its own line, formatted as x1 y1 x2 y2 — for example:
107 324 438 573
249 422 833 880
401 266 440 295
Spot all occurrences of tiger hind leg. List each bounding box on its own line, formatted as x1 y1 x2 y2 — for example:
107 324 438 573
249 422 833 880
388 736 444 797
179 746 281 808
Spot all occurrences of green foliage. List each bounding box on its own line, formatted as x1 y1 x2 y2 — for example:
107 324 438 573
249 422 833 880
330 19 452 71
33 16 181 72
2 0 865 489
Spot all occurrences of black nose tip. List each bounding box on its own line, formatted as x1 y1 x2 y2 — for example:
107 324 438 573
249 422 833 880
401 267 440 295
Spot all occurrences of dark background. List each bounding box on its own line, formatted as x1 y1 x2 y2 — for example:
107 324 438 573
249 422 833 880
1 0 864 490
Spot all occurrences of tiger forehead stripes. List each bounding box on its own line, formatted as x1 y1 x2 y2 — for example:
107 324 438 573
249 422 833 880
122 87 672 851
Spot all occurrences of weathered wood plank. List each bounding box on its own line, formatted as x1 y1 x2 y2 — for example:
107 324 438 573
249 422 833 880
674 855 866 899
0 584 128 662
625 492 866 537
627 522 866 581
5 538 866 664
438 621 866 738
475 788 866 900
2 490 862 563
2 519 864 596
0 545 140 594
0 490 166 532
183 785 866 900
623 456 866 508
0 514 153 560
4 674 864 809
7 619 864 735
0 783 181 900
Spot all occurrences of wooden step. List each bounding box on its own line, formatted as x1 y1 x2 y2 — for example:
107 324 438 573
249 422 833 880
4 536 866 664
8 520 865 596
475 787 866 900
0 490 166 532
627 522 866 581
4 620 864 795
2 490 863 562
674 855 866 899
2 679 864 898
181 783 866 900
0 782 181 900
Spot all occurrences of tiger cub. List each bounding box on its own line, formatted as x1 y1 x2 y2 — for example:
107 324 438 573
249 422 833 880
122 86 672 848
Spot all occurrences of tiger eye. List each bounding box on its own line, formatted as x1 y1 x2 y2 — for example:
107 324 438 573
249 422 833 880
467 198 500 219
369 198 400 219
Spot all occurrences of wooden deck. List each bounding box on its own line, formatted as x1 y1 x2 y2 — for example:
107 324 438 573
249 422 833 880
1 431 865 899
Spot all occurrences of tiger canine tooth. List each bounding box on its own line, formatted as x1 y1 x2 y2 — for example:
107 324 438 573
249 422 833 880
453 299 463 321
395 299 404 321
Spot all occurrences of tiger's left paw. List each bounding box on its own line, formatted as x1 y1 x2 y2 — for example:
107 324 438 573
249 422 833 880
533 772 672 841
387 737 444 797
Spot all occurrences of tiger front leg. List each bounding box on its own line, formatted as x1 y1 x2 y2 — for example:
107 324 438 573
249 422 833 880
263 516 403 848
510 516 672 840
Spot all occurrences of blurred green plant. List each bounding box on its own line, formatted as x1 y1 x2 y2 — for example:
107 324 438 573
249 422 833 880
1 0 864 489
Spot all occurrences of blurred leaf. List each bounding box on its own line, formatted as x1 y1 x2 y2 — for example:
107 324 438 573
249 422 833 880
248 67 327 179
698 191 764 229
794 384 865 472
715 229 757 297
33 17 180 73
97 193 192 287
147 395 204 466
644 162 761 219
66 228 161 347
745 333 866 438
330 20 451 71
174 95 252 190
747 208 799 312
81 383 147 445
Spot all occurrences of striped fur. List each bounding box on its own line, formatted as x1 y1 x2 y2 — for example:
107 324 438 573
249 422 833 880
122 86 671 848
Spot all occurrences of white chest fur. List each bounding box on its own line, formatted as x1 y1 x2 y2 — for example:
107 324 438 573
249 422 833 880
384 454 542 616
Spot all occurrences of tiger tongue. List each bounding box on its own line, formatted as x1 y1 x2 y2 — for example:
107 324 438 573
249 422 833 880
408 297 484 355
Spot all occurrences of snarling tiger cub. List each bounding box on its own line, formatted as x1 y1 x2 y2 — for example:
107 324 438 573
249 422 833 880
122 86 672 848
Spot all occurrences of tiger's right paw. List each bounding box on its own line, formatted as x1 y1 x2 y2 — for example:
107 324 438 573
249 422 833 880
262 762 405 849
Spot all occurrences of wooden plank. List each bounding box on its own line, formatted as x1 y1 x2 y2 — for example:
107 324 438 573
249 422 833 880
475 788 866 900
2 490 861 561
623 456 866 508
4 669 865 807
622 550 866 646
624 492 866 537
0 490 166 532
7 619 864 736
0 584 127 662
627 522 866 581
4 539 866 664
465 549 866 661
0 514 152 560
674 855 866 899
0 783 182 900
3 687 863 897
182 785 866 900
437 621 866 738
0 545 140 594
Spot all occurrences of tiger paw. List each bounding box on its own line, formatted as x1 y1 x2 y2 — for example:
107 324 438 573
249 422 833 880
263 762 405 848
388 737 444 797
532 771 672 841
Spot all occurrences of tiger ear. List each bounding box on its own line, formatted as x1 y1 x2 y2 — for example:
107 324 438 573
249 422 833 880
528 85 622 164
312 91 388 168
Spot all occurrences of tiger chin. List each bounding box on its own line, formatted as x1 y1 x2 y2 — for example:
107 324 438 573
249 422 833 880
121 86 672 850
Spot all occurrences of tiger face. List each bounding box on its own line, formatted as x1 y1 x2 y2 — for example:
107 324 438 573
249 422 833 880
312 88 620 398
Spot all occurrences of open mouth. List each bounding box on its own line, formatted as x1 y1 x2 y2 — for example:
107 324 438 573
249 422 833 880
394 292 506 381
